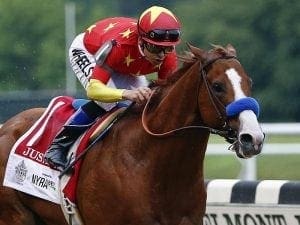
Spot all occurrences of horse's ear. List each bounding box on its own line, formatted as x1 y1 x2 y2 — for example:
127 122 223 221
186 42 198 53
226 44 237 57
186 42 207 59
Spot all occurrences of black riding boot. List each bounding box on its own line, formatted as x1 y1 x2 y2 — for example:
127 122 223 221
44 125 89 169
44 101 106 170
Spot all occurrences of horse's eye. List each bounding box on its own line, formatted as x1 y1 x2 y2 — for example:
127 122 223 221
212 82 224 93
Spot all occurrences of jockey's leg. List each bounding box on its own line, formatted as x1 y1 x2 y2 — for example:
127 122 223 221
45 100 106 170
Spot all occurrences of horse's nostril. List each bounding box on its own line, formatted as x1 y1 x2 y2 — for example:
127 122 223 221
240 133 253 145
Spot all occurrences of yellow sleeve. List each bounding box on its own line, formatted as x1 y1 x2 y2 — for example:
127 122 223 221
86 79 125 102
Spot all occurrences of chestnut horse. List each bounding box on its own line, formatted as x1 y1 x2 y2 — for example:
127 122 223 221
0 44 264 225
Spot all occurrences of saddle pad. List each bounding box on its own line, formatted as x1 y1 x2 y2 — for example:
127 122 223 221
3 96 75 204
3 95 127 205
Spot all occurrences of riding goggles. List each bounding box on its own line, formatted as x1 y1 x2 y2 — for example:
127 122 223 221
147 29 180 42
144 42 175 54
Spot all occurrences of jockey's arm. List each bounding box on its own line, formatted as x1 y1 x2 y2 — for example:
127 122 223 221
87 79 152 104
86 79 124 103
86 64 125 102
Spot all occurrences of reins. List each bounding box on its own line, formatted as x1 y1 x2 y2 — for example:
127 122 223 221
141 91 228 137
142 55 237 138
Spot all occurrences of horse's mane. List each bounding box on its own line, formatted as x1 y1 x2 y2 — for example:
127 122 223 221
179 43 236 65
152 43 237 88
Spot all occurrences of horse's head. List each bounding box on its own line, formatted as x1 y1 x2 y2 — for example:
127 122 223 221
187 43 264 158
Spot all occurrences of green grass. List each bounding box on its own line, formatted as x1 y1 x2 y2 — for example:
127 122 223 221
204 155 241 179
264 134 300 143
204 134 300 180
257 155 300 180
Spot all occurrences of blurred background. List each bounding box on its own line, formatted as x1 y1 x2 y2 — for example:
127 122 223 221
0 0 299 179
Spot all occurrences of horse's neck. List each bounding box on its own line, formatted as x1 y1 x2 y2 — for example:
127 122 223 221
148 62 202 132
141 62 209 177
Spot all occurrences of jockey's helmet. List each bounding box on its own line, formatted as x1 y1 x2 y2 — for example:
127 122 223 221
138 6 181 46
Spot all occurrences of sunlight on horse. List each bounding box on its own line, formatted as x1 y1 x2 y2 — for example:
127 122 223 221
0 44 264 225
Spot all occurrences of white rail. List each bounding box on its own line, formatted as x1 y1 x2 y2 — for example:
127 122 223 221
206 123 300 180
261 122 300 134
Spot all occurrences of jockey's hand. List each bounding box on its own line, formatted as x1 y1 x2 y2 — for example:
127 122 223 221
122 87 152 104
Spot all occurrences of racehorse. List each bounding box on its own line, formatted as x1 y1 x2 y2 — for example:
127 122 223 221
0 44 264 225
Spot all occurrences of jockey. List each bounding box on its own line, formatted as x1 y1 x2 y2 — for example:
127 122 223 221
44 5 181 170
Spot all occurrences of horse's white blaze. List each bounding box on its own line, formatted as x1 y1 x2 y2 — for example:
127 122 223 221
226 68 264 155
225 68 245 100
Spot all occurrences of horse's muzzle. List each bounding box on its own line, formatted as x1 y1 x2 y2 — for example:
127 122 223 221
234 132 265 158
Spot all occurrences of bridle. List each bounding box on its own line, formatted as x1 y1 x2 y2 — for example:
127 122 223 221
142 55 239 143
198 55 238 142
199 55 236 121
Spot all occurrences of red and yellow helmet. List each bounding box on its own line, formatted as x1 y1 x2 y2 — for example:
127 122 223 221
138 6 181 46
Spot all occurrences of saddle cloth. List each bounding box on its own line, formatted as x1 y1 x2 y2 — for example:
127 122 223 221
3 96 125 205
